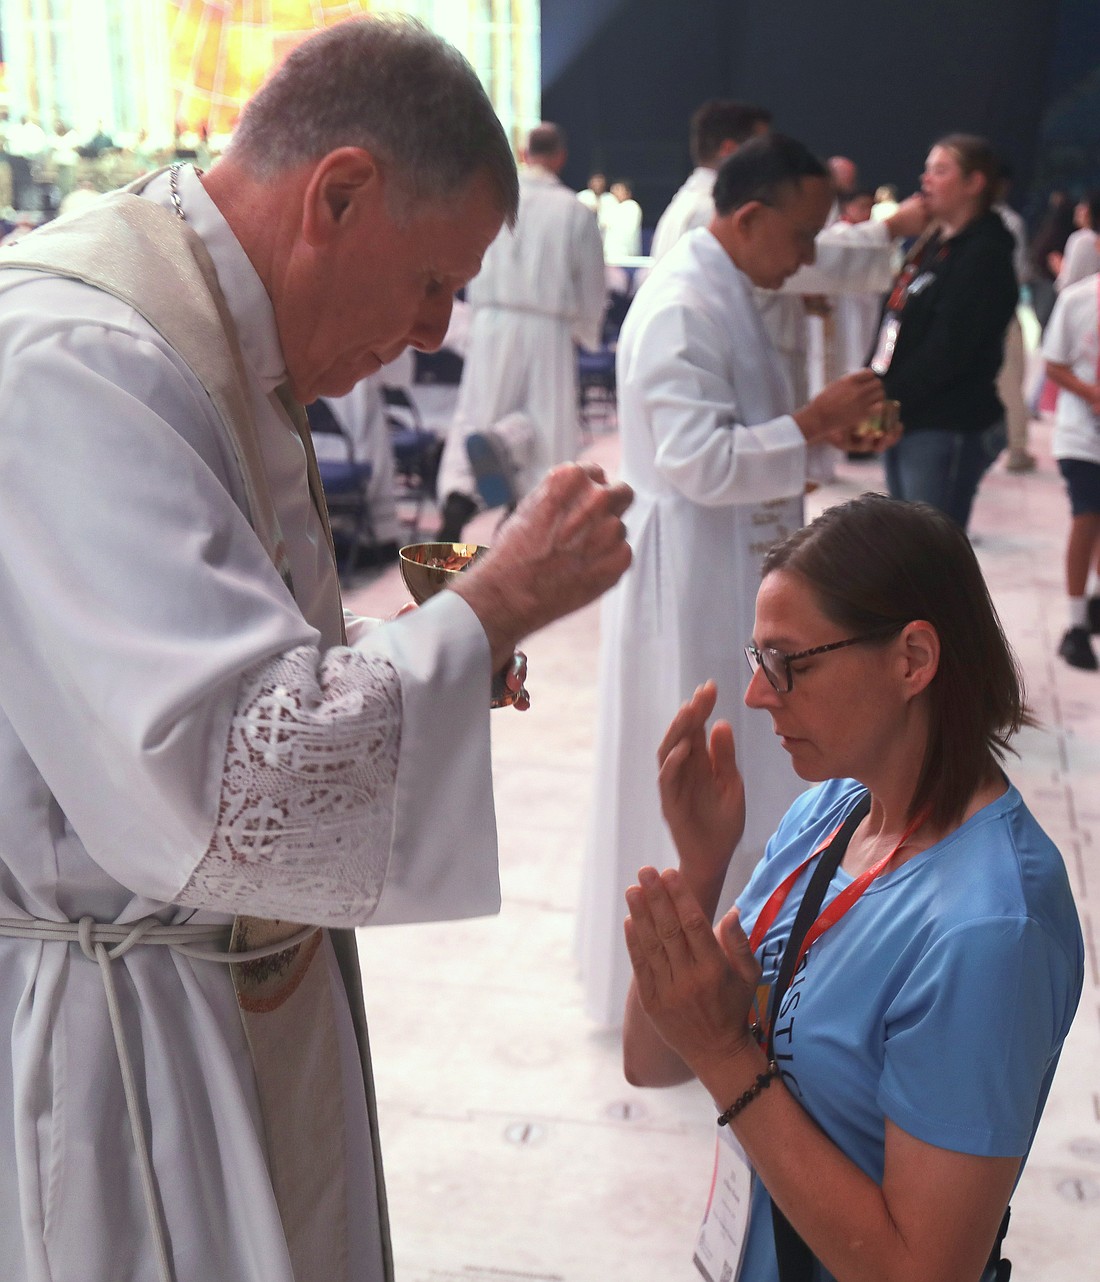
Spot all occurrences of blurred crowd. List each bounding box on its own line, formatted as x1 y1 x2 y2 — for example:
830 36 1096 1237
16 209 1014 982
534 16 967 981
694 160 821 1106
0 109 230 235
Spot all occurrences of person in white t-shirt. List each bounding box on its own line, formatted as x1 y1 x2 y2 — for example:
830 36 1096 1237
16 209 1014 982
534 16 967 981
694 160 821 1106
577 171 618 242
1054 192 1100 294
1042 271 1100 669
604 179 642 260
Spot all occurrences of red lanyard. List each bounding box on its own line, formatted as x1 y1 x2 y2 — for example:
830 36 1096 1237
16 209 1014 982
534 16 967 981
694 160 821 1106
884 233 947 314
748 803 927 978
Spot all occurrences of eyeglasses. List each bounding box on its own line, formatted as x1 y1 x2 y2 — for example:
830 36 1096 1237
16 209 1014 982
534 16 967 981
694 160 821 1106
744 624 904 694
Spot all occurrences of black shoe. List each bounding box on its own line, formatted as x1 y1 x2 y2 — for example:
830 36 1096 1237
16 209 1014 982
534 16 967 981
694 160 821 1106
1058 626 1098 671
436 491 480 543
1088 596 1100 635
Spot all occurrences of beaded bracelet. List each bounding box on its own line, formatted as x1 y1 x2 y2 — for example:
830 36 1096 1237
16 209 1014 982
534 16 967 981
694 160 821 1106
716 1061 780 1127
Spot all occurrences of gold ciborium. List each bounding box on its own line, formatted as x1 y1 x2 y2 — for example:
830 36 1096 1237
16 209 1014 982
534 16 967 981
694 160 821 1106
398 542 530 710
853 398 902 446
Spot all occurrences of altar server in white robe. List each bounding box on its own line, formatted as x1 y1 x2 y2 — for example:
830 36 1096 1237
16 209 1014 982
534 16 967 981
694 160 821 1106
578 135 892 1027
0 19 632 1282
649 99 774 263
320 351 417 549
651 113 925 440
435 122 607 539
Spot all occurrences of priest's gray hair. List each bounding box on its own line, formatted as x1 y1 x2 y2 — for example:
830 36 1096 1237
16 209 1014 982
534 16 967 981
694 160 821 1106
226 15 519 226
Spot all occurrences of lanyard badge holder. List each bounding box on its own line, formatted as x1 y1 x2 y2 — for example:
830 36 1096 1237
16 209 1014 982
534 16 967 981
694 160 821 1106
763 793 871 1282
870 227 945 377
758 792 1012 1282
692 795 872 1282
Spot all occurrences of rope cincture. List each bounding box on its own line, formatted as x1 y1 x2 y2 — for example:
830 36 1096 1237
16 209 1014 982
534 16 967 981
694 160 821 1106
0 915 320 1282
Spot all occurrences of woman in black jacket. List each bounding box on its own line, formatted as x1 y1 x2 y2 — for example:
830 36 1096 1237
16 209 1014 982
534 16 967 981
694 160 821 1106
873 134 1018 531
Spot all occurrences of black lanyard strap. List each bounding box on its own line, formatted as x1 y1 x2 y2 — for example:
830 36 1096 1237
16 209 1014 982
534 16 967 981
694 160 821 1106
768 791 870 1282
765 791 871 1061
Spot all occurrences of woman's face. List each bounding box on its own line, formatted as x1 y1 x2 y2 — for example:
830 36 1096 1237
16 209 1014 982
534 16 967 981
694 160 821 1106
921 145 984 225
744 569 911 784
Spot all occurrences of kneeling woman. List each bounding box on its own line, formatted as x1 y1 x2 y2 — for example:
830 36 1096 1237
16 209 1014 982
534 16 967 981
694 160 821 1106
623 494 1082 1282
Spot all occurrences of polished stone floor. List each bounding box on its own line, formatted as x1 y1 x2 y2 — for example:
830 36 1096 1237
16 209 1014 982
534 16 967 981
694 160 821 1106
344 415 1097 1282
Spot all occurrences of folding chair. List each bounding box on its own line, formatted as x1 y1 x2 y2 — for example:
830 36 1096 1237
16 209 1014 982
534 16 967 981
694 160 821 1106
305 399 376 581
383 385 442 536
577 344 618 437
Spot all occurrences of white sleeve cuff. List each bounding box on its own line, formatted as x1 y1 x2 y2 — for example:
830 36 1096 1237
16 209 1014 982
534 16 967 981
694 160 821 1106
354 590 500 925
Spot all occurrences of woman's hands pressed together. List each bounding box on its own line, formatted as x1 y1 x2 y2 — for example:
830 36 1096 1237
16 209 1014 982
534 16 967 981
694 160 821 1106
624 868 764 1090
622 680 754 1087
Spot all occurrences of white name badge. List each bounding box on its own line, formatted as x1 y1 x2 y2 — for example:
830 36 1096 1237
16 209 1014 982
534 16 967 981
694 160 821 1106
870 313 900 376
692 1125 753 1282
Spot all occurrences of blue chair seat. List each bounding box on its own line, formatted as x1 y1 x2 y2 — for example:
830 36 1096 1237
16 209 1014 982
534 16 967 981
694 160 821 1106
318 459 373 495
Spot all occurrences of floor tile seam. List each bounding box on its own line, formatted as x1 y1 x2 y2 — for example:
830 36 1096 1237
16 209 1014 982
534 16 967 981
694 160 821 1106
374 1102 714 1136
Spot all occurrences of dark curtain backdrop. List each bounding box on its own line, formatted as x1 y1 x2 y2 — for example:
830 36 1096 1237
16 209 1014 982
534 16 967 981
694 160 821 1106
542 0 1083 230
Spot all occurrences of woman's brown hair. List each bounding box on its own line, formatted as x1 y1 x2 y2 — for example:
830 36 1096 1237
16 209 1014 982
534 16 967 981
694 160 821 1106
762 493 1034 830
935 133 1001 217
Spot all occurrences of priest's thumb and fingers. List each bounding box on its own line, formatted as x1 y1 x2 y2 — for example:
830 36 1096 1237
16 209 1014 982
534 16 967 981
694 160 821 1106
658 682 746 886
451 462 633 665
624 867 756 1076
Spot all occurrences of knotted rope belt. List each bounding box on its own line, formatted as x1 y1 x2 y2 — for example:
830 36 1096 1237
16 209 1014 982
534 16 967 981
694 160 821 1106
0 915 320 1282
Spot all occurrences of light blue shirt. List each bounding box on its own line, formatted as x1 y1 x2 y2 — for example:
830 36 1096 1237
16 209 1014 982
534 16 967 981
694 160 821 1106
733 777 1084 1281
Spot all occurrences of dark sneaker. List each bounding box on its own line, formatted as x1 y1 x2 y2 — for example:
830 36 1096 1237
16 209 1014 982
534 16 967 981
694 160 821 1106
1088 596 1100 635
436 491 479 543
1005 451 1037 474
1058 626 1098 671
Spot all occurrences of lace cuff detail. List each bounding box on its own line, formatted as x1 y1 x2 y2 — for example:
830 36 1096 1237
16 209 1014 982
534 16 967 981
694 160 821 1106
179 645 402 927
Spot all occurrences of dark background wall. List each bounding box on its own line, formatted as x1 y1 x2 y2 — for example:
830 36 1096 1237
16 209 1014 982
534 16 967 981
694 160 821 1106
542 0 1099 231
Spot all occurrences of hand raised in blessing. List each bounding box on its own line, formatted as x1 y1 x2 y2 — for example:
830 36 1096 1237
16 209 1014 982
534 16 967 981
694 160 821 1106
658 681 745 890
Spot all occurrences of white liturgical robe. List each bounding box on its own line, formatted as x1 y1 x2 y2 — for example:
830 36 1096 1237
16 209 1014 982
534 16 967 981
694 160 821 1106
436 164 606 503
649 166 717 261
0 165 499 1282
577 229 809 1027
756 218 896 405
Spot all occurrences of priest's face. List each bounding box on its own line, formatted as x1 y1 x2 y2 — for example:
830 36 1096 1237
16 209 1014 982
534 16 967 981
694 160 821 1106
283 164 504 403
740 175 833 290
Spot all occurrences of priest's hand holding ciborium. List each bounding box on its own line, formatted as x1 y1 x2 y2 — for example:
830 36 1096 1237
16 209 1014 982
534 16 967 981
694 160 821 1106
401 464 634 708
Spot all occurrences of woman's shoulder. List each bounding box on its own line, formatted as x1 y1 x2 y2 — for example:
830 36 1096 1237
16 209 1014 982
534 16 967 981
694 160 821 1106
921 785 1080 946
953 211 1017 270
736 781 864 914
766 779 865 863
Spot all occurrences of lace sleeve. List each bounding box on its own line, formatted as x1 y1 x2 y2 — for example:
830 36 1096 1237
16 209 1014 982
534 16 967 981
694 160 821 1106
178 645 402 927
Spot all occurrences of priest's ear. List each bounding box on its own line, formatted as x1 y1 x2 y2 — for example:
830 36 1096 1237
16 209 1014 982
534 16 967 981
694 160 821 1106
301 147 385 246
729 199 769 235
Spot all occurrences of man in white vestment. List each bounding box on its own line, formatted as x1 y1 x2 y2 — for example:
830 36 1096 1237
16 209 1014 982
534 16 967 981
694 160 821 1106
0 19 632 1282
435 122 608 540
578 135 893 1027
648 99 773 263
828 189 889 381
755 164 927 431
650 107 925 432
